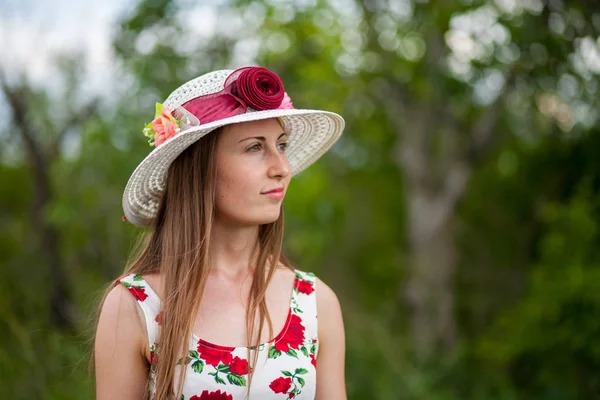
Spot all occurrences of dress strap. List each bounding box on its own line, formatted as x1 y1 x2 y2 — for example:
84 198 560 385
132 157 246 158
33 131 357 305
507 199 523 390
116 273 162 346
292 270 319 357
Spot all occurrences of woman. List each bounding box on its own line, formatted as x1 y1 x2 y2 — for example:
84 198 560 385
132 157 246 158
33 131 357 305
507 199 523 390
94 66 346 399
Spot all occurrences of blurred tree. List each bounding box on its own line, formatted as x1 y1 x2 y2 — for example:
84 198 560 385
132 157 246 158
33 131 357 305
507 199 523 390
478 168 600 398
0 55 98 330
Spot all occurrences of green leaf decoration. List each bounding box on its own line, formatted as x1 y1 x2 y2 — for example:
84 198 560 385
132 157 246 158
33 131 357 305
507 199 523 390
122 281 132 288
217 363 230 373
310 344 316 354
300 347 309 357
227 373 247 386
214 374 226 385
297 376 305 387
142 122 155 146
282 370 293 377
154 102 164 118
133 274 143 281
287 348 299 358
295 368 308 375
189 350 199 359
191 359 204 374
268 346 281 359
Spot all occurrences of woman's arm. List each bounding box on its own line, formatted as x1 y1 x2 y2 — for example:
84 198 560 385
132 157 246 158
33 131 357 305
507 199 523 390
315 277 347 400
95 283 150 399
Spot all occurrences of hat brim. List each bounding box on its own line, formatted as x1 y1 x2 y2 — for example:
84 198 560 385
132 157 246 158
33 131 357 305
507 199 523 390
122 108 345 227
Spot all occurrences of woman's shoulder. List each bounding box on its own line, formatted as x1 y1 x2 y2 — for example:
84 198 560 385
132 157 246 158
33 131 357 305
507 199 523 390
307 273 341 320
97 280 148 355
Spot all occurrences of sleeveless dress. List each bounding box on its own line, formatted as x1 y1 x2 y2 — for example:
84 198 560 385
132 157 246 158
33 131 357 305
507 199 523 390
116 269 319 400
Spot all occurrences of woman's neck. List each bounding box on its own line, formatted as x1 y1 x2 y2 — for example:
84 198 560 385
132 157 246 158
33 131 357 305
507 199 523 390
208 220 259 281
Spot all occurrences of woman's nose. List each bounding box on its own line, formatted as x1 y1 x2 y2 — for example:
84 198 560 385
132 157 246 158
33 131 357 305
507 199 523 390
267 147 291 178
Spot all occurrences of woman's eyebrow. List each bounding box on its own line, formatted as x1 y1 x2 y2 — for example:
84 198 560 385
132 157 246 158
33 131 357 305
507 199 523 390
237 133 287 143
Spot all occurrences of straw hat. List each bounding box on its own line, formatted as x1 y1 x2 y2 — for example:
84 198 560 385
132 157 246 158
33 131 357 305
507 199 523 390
122 66 345 227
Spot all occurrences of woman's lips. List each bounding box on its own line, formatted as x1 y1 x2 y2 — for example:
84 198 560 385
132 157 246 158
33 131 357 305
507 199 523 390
263 191 284 200
262 187 284 200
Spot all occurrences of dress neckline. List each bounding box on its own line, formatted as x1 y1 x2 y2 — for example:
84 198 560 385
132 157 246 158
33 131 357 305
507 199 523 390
136 269 299 350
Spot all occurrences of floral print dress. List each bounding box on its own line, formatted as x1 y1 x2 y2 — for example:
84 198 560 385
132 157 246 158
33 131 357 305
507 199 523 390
117 269 319 400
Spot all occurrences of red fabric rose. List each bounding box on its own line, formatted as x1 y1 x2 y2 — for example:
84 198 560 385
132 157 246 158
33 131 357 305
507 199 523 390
232 67 285 110
229 356 249 375
190 390 233 400
295 279 314 295
197 341 234 367
274 314 305 352
128 286 148 302
181 66 290 126
269 376 292 394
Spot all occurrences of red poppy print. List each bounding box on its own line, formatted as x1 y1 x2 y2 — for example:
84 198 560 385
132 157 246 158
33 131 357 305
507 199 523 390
155 310 163 325
295 279 314 295
190 390 233 400
269 376 292 394
229 356 249 375
150 350 158 365
274 314 305 352
128 286 148 301
197 341 234 367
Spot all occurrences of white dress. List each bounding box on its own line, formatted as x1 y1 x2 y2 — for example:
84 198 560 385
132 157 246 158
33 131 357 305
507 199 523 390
117 269 319 399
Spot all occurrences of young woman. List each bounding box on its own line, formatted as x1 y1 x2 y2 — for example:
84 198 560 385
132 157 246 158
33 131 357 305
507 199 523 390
94 66 346 400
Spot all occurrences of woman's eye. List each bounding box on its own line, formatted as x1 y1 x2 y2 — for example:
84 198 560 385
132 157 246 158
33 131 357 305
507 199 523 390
247 143 288 152
248 144 261 152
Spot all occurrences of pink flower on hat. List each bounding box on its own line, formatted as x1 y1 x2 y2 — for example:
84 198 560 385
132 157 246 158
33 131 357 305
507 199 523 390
278 92 294 109
142 103 200 147
152 106 179 146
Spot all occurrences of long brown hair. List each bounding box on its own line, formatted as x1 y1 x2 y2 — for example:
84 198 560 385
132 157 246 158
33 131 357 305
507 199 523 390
92 122 294 399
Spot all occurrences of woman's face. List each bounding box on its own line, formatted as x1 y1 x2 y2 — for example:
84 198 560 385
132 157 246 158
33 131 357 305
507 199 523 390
214 118 291 226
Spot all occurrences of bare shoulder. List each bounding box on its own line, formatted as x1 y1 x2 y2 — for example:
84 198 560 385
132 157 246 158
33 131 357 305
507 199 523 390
314 276 345 345
95 283 149 399
314 276 347 399
315 277 343 318
96 283 147 358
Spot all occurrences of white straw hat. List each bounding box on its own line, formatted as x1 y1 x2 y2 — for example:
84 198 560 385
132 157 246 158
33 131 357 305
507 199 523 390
122 66 345 227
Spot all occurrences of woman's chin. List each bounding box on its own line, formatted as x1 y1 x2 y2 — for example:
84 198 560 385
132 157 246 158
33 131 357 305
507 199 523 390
257 213 281 225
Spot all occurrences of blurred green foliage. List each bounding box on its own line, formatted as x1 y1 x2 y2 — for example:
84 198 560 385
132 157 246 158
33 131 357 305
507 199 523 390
3 0 600 398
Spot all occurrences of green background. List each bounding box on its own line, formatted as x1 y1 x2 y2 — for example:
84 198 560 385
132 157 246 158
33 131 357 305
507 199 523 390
2 0 600 398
